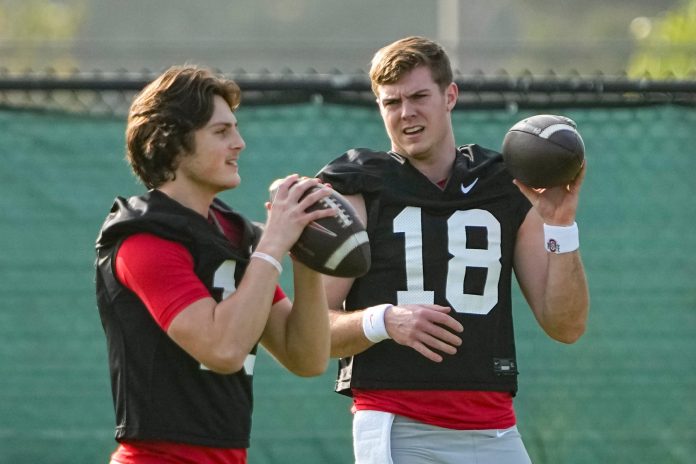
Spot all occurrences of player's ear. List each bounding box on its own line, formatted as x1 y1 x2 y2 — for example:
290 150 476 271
445 82 458 111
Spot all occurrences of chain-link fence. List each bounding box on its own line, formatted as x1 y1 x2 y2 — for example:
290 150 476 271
1 71 695 464
1 68 695 116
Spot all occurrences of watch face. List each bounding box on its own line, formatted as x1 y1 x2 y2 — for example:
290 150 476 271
547 238 559 253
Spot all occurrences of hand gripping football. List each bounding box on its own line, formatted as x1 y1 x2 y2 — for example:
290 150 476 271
269 180 371 277
501 114 585 188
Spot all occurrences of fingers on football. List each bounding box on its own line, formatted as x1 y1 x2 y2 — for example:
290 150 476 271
511 180 538 204
569 159 587 192
272 174 301 201
295 183 337 221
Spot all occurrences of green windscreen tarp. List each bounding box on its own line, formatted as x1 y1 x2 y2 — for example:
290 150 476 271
1 104 694 463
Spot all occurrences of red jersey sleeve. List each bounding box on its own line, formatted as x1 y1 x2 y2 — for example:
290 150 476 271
115 233 287 331
115 233 211 330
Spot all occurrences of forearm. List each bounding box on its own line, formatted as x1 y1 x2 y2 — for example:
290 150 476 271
168 256 282 374
540 251 589 343
215 258 283 347
281 262 331 375
328 308 374 358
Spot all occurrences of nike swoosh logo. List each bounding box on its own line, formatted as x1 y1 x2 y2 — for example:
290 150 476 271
460 177 479 194
307 221 338 237
496 428 515 438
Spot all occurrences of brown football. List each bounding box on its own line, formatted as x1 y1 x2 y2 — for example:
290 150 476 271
269 180 371 277
502 114 585 188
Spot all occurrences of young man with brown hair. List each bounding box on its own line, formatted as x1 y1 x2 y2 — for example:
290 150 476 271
317 36 589 464
96 65 334 464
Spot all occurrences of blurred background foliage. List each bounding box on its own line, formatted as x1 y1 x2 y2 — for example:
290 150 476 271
0 0 693 77
627 0 696 77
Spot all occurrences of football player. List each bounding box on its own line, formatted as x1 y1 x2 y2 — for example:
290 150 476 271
317 36 589 464
96 65 334 464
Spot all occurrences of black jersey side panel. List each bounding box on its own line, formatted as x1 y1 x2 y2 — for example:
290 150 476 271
317 146 531 396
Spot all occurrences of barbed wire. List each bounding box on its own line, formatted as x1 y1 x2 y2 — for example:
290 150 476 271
1 68 694 116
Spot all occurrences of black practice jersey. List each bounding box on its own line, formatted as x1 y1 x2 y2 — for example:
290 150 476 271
95 190 261 448
317 146 532 396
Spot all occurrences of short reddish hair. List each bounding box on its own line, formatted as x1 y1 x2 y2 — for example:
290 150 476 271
369 36 453 96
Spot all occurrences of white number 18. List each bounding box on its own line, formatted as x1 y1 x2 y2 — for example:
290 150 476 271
393 207 501 315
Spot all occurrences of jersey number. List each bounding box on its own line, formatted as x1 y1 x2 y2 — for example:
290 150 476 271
201 260 255 375
393 207 501 315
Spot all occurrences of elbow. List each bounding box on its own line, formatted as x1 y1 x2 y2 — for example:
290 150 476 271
549 322 586 344
294 365 328 378
540 298 590 345
199 349 250 375
287 348 330 377
289 359 329 378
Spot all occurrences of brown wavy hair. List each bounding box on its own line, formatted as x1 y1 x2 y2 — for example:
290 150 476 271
125 65 241 189
369 36 453 96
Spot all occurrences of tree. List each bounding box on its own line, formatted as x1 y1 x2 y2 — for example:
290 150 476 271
628 0 696 78
0 0 87 72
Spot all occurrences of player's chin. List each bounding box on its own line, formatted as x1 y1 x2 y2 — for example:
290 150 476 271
223 173 241 189
395 141 425 159
407 133 434 151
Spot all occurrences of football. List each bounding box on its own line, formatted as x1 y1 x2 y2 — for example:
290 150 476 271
268 180 371 278
501 114 585 188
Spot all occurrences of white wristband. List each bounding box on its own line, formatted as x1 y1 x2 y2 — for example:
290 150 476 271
250 251 283 274
362 304 392 343
543 222 580 254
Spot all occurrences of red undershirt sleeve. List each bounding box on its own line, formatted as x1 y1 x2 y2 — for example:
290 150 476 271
115 232 287 331
273 285 286 304
115 233 211 330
